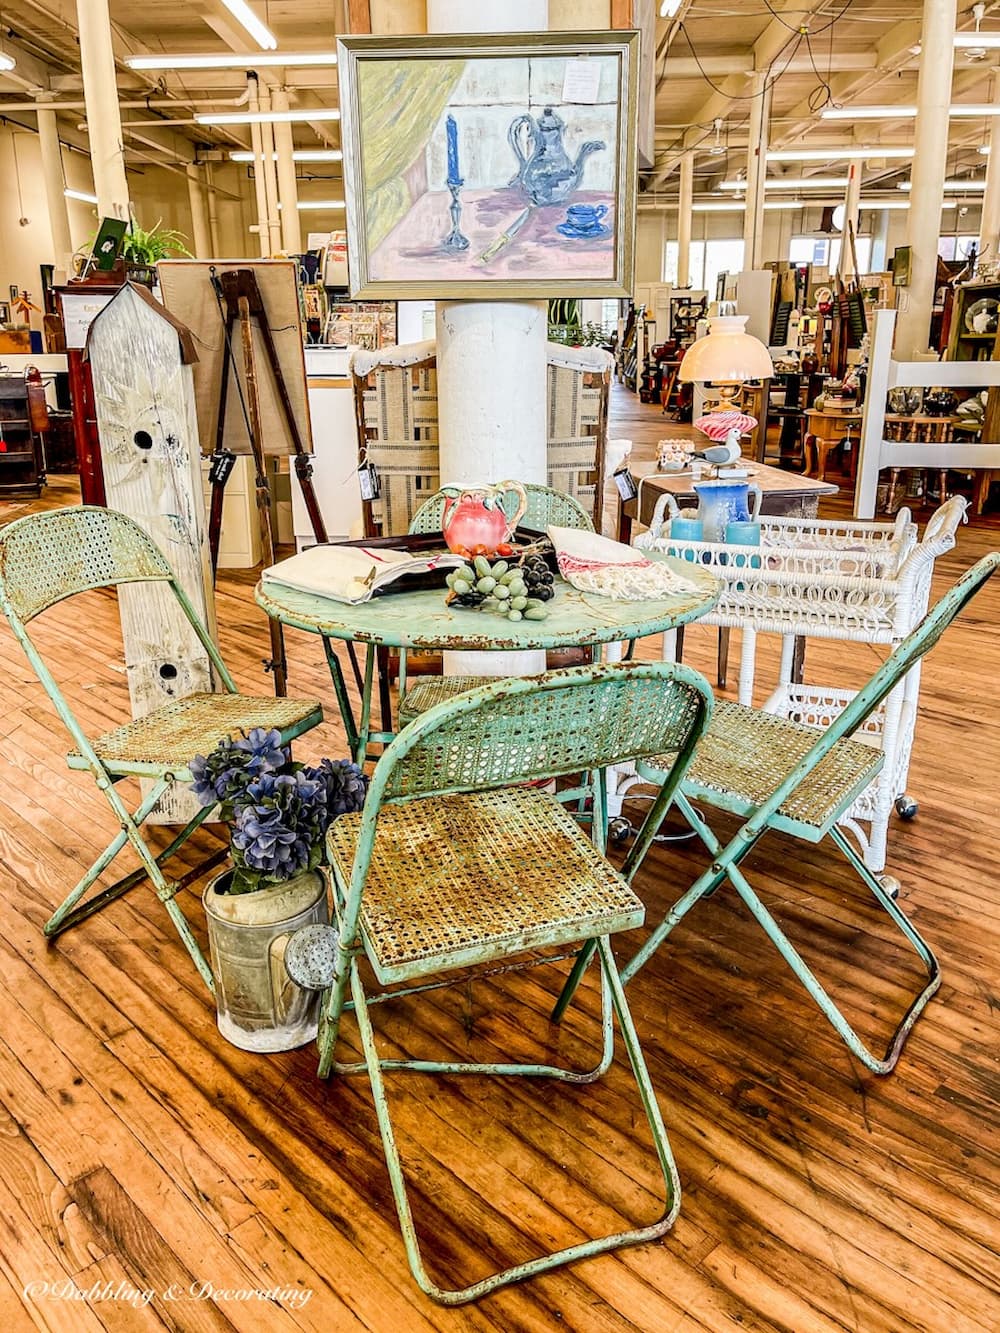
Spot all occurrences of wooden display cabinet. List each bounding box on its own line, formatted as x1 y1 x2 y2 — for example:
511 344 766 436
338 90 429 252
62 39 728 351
0 376 45 496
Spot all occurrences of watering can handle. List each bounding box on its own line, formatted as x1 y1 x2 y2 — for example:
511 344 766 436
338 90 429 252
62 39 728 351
747 484 763 522
648 491 680 538
498 480 528 535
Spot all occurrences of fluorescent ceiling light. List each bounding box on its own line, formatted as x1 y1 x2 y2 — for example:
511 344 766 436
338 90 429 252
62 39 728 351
955 33 1000 48
196 108 340 125
296 199 345 210
64 187 98 203
0 53 15 72
896 179 987 190
659 0 683 15
127 51 337 70
721 176 849 189
823 104 1000 119
218 0 276 50
980 145 991 154
229 149 343 162
767 146 914 162
692 201 744 212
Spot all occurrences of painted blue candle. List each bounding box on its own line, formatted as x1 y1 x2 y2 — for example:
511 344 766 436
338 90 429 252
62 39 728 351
445 114 461 187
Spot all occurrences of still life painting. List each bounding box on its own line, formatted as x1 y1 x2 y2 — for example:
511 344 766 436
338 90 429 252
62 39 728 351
337 31 638 298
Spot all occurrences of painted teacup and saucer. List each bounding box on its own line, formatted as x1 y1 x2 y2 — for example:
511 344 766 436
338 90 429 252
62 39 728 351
556 203 611 239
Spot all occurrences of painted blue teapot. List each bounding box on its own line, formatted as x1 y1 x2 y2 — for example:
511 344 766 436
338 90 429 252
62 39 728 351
508 107 606 207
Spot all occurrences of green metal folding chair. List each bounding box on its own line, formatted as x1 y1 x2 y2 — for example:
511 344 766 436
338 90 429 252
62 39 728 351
555 553 999 1075
283 660 713 1304
0 506 323 991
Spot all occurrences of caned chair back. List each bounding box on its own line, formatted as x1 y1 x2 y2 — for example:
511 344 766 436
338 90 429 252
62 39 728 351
353 357 441 537
408 482 595 536
369 661 713 806
0 505 174 624
353 344 610 536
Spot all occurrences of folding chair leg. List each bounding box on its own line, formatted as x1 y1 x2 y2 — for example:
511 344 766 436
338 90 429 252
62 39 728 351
346 939 681 1306
44 780 217 993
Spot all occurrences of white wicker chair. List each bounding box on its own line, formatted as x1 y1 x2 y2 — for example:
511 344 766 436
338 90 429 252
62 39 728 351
635 495 968 871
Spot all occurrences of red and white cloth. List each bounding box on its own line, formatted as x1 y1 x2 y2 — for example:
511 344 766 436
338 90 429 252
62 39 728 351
547 526 696 601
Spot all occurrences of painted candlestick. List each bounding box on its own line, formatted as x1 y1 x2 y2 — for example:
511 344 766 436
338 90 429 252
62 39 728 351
442 114 469 252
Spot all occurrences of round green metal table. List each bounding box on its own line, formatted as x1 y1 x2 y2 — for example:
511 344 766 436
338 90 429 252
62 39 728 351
255 555 720 761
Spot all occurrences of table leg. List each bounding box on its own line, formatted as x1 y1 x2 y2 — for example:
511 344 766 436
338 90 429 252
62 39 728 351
617 505 634 545
886 468 901 513
717 627 730 688
321 635 360 759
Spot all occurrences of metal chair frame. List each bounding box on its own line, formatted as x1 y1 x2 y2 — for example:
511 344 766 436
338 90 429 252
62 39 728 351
0 506 323 990
284 661 714 1304
555 554 999 1075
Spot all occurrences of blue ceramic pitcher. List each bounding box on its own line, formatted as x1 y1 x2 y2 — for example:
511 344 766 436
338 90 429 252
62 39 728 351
692 477 763 543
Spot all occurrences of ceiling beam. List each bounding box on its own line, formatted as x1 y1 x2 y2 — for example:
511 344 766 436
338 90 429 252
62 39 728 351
645 0 830 187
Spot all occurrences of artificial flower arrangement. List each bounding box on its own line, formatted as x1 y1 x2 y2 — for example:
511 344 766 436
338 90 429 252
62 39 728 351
189 728 367 894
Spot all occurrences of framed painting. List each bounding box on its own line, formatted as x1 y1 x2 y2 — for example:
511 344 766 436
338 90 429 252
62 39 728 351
337 30 639 299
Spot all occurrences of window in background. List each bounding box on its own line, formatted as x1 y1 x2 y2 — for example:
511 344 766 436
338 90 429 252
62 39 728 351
828 236 872 273
664 239 743 293
789 236 830 266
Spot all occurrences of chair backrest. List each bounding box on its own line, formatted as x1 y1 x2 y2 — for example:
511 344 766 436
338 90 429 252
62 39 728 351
0 506 236 764
369 661 714 807
408 483 595 536
0 505 174 624
353 342 610 535
752 552 999 829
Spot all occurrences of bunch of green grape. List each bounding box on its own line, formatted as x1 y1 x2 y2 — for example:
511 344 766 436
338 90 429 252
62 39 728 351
445 554 549 621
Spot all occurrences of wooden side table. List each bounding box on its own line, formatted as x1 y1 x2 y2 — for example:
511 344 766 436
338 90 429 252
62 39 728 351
803 407 862 481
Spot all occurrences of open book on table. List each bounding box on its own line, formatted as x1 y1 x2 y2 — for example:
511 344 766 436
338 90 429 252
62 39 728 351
262 541 465 605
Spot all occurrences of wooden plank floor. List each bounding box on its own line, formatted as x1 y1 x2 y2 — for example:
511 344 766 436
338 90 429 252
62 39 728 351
1 390 998 1331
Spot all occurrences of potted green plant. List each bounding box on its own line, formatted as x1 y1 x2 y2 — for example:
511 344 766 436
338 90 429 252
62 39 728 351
190 728 367 1052
122 219 192 284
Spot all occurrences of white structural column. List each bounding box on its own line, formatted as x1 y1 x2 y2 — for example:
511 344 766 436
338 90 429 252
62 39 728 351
429 0 549 677
979 72 1000 260
76 0 130 218
258 91 283 256
677 150 694 287
271 89 302 254
838 160 862 280
742 74 771 270
897 0 956 356
186 165 212 258
36 105 74 271
248 80 270 257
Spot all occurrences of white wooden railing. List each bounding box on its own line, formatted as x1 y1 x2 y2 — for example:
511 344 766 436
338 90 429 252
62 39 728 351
854 307 1000 518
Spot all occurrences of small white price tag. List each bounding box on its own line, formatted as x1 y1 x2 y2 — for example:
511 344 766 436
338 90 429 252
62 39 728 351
562 59 601 105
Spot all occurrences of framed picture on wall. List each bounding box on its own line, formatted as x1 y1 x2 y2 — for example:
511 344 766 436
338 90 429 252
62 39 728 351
337 29 639 299
0 302 9 327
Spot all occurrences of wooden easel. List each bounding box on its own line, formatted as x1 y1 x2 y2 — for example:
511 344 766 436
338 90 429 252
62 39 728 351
207 267 330 696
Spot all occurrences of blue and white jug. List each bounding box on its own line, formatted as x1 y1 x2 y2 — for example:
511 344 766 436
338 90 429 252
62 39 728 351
692 477 762 543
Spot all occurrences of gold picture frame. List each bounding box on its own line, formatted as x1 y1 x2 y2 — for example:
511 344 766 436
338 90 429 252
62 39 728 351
337 29 639 300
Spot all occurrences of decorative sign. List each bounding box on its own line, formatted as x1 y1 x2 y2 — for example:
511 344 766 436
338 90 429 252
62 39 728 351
61 292 115 348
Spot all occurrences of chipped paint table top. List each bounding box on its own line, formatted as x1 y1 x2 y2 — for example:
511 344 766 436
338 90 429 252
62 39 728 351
256 557 719 762
255 555 720 651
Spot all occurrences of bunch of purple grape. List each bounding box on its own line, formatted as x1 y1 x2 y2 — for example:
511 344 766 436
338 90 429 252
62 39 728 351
520 552 555 603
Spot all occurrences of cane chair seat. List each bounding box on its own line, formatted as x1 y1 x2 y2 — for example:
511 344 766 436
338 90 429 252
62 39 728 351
327 787 645 985
67 693 323 774
642 699 884 840
397 675 500 727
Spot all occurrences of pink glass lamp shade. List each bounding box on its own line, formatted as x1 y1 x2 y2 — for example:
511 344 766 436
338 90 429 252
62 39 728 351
678 314 774 383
